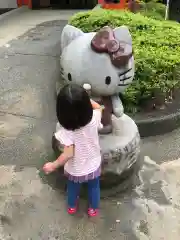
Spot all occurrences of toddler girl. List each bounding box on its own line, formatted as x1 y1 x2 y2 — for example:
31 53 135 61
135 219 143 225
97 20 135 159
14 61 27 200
43 84 102 217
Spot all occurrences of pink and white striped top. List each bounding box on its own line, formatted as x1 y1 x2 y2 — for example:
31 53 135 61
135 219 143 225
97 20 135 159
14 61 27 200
55 110 102 182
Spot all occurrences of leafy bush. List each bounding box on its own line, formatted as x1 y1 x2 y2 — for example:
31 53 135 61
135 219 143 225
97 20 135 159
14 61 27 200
69 9 180 113
139 1 166 20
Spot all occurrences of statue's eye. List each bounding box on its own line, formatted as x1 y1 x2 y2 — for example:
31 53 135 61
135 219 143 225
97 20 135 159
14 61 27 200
68 73 72 81
105 76 111 85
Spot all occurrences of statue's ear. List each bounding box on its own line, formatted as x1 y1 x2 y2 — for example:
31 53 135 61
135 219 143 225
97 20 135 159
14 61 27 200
113 26 132 45
61 24 84 51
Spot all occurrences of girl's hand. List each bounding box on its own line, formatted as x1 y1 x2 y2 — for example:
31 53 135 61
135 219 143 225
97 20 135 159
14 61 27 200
43 162 55 174
90 99 101 110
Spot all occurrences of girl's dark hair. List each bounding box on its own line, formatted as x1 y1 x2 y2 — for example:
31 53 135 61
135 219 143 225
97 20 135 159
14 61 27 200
56 84 93 131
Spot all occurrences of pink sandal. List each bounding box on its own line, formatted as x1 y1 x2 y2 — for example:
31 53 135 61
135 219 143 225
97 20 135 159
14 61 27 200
88 208 99 217
68 207 77 215
67 197 79 215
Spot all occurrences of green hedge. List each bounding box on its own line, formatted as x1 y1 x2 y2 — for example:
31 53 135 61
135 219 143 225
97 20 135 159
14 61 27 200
139 1 166 20
69 9 180 113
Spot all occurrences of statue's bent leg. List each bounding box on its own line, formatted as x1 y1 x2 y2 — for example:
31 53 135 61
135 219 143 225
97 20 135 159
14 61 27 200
99 96 113 134
111 94 124 117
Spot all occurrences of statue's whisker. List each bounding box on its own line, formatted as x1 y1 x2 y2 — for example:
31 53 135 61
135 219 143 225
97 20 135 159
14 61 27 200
118 68 132 77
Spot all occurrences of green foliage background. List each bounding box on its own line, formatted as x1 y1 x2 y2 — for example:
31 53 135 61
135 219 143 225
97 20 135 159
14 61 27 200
69 3 180 112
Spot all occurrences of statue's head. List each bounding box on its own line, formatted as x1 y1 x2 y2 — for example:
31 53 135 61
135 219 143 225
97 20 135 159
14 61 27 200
60 24 135 96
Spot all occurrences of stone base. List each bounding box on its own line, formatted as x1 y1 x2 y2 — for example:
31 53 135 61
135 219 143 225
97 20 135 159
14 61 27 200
53 114 141 196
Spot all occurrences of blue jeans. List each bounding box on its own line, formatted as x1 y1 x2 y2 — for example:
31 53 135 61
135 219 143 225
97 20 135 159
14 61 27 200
67 177 100 209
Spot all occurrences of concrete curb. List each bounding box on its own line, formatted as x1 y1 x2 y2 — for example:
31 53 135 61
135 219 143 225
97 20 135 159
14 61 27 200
0 6 28 23
136 111 180 138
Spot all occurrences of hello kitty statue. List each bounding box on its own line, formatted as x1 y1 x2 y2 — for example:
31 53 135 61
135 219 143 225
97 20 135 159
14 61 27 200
54 24 141 194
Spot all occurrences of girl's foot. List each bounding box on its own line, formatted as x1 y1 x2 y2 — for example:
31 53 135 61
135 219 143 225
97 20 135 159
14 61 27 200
88 208 99 217
68 207 77 215
67 197 79 215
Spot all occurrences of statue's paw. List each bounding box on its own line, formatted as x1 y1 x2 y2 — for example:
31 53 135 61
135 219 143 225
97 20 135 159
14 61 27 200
113 109 124 118
98 125 112 135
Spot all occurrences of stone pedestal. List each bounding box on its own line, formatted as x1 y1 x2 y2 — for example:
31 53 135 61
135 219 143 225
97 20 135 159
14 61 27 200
53 114 141 196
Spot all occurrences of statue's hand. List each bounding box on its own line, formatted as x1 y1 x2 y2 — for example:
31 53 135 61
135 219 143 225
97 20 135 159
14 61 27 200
111 95 124 117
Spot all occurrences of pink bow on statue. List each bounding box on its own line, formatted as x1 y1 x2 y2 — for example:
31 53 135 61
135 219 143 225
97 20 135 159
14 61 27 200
91 26 132 68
